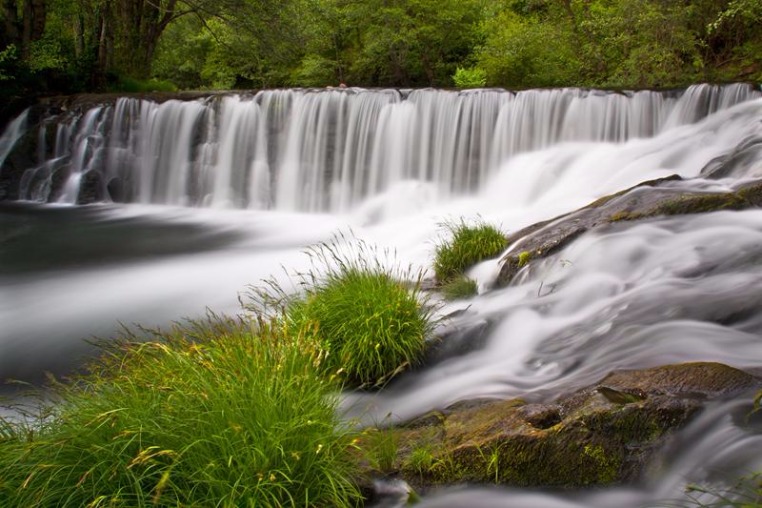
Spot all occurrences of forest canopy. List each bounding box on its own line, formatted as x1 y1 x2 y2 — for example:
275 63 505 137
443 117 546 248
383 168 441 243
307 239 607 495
1 0 761 97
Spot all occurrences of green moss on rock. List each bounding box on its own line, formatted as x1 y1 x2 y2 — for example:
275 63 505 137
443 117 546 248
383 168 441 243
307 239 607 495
388 362 759 491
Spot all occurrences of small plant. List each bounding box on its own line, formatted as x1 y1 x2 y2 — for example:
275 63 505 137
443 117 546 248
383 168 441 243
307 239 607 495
362 428 399 473
453 66 487 89
406 446 436 476
251 234 435 388
682 472 762 507
474 445 503 483
0 315 362 507
440 274 478 300
434 218 507 283
518 250 533 268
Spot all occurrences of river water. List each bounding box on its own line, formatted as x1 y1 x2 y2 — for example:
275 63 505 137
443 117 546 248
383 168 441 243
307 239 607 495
2 85 762 506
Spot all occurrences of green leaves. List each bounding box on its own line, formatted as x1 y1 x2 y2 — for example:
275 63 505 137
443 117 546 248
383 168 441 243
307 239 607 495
453 66 487 88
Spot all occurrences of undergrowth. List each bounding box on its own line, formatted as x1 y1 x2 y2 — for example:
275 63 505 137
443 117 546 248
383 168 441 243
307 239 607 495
0 315 362 507
434 218 507 284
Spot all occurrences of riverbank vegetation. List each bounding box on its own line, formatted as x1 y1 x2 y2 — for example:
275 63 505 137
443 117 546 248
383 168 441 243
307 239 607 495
0 237 437 505
1 0 760 111
0 316 363 507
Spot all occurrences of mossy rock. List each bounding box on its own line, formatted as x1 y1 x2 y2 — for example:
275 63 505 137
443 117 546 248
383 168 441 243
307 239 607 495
380 362 759 491
496 177 762 287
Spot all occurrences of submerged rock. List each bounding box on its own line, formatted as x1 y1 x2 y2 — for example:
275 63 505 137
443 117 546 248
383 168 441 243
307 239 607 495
496 177 762 287
370 362 759 491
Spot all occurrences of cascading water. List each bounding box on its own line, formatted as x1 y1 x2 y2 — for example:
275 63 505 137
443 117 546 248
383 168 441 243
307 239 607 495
0 109 28 171
2 83 759 211
2 83 762 506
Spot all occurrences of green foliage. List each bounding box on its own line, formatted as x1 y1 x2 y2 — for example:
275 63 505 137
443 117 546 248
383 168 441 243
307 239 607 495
440 275 479 300
406 445 436 476
337 0 485 87
4 0 762 94
0 44 18 81
453 66 487 88
576 0 703 88
434 218 507 283
361 428 399 472
477 10 582 88
108 76 178 93
291 54 339 87
0 316 362 507
252 235 434 388
151 16 215 90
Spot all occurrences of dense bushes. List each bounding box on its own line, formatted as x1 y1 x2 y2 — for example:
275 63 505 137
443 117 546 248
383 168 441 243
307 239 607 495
4 0 761 97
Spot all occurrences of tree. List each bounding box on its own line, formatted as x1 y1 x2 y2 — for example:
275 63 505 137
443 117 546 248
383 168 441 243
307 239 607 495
2 0 47 59
477 7 581 88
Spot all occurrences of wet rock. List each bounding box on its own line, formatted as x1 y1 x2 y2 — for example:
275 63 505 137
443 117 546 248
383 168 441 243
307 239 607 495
597 362 757 399
496 177 762 287
374 362 759 491
422 318 493 366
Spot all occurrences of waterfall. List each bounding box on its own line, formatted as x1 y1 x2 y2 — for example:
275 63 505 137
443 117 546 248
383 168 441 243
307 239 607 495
0 109 28 172
3 83 762 507
1 84 760 209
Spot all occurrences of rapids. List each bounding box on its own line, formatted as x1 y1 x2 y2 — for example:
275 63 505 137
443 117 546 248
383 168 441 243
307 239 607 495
2 84 762 506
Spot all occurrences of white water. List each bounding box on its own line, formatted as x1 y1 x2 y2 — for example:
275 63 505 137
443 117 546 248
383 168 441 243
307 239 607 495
2 84 762 506
3 83 759 209
0 109 28 171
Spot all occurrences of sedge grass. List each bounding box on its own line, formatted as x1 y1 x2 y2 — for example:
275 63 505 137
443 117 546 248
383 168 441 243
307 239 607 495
0 315 362 507
434 218 507 283
249 234 435 388
440 275 478 300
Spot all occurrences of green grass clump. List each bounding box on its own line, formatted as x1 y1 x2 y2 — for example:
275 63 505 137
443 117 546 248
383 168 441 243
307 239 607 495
254 235 434 388
440 275 479 300
0 316 362 507
434 219 507 283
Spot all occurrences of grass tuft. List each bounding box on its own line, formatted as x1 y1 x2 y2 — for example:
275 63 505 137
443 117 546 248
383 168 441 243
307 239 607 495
0 315 362 507
440 275 478 300
434 218 507 283
249 233 435 388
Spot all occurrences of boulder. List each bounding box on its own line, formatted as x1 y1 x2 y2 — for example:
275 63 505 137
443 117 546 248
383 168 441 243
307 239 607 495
497 178 762 287
367 362 759 491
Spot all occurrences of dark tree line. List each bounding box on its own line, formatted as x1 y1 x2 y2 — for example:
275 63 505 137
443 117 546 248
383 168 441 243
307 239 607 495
1 0 760 101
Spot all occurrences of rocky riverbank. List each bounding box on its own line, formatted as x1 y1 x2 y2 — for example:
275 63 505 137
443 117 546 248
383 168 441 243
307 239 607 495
363 362 759 500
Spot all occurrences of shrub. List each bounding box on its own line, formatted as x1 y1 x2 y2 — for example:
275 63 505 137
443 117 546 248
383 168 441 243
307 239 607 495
108 74 178 93
452 66 487 88
0 316 361 507
434 219 507 283
253 236 434 388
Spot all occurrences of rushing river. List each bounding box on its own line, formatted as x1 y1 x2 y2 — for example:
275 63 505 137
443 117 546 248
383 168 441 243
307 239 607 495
2 84 762 506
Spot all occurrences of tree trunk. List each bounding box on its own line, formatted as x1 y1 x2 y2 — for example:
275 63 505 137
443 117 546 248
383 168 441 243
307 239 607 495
108 0 177 78
21 0 46 58
2 0 19 47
